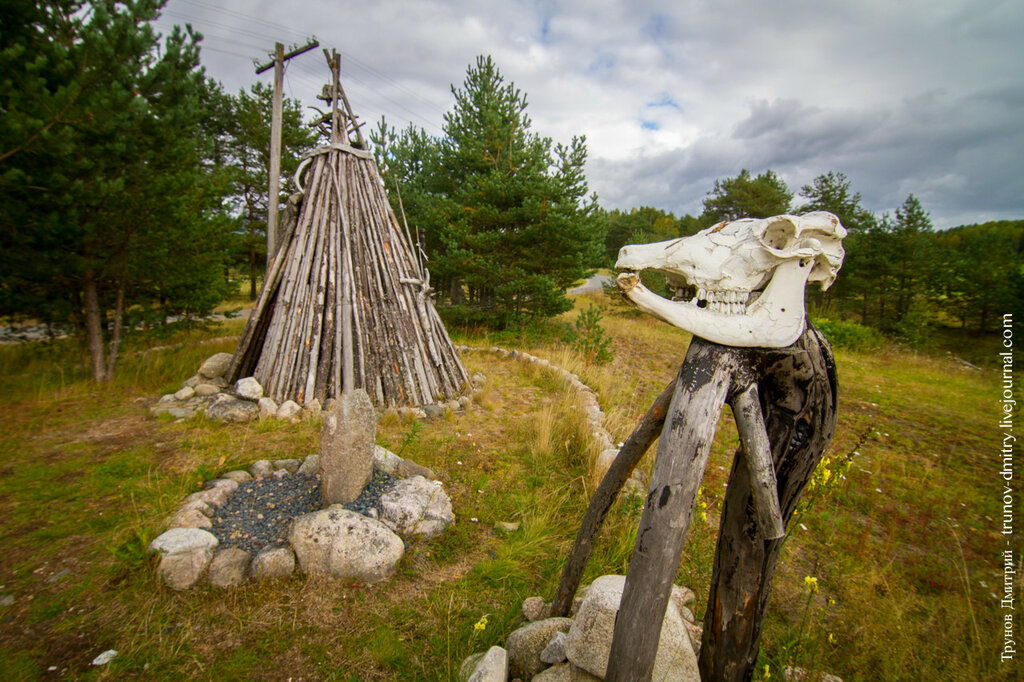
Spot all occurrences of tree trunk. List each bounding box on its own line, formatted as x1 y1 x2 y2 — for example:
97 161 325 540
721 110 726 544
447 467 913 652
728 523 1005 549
105 256 128 380
82 271 107 382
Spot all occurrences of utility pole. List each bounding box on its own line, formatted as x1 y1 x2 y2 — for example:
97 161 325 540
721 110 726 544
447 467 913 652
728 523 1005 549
255 38 319 266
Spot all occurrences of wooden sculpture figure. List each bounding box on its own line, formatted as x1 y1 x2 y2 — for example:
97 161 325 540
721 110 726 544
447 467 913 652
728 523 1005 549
552 213 846 682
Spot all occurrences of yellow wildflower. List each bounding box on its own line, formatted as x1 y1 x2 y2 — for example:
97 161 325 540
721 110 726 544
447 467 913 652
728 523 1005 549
473 615 488 632
803 575 819 594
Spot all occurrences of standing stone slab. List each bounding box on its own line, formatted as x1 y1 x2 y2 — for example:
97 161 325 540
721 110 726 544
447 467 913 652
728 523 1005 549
319 389 375 505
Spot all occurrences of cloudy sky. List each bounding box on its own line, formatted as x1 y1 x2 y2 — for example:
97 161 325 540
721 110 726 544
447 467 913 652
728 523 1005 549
155 0 1024 229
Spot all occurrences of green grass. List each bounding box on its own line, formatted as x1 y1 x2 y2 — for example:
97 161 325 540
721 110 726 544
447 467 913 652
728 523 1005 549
0 302 1012 681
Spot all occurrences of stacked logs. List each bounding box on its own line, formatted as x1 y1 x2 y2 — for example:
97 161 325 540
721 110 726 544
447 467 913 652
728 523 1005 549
226 143 470 408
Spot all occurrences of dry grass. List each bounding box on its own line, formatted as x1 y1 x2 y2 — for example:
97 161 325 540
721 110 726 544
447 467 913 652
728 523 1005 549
0 296 1011 681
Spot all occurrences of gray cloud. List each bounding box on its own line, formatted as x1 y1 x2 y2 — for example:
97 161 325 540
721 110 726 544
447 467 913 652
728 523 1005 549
156 0 1024 229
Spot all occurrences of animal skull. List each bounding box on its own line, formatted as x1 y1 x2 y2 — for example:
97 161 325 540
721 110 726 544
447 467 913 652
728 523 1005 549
615 211 846 348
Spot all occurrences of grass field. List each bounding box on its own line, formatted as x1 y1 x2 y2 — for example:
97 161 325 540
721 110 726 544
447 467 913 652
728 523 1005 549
0 295 1014 681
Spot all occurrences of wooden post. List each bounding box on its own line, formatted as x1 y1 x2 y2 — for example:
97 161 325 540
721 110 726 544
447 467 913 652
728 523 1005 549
731 383 786 540
589 323 838 682
256 38 319 266
267 42 283 266
605 338 737 682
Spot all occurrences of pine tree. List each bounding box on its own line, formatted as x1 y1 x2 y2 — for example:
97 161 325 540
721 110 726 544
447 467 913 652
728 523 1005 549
0 0 236 380
699 169 793 225
798 171 875 232
376 56 604 329
223 83 317 298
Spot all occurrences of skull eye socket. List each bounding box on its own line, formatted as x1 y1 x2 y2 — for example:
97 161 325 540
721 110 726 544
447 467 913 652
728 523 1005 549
761 220 796 250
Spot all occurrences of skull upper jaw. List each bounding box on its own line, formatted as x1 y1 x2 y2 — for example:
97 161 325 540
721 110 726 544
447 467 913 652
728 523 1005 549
616 258 814 348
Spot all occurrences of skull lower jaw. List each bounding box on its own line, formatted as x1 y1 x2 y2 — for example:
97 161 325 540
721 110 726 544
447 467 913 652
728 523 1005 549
617 259 812 348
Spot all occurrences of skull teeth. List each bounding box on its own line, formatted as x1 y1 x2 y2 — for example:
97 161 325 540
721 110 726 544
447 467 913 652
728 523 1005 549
669 286 753 316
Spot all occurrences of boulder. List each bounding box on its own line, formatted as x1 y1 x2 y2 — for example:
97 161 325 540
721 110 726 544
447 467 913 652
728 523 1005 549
671 584 696 609
235 376 263 400
184 487 229 508
250 459 274 478
522 596 547 622
466 645 508 682
250 546 296 580
459 653 486 682
158 547 213 591
371 445 403 475
506 617 573 679
149 528 219 556
273 458 302 475
183 375 202 388
303 398 322 419
532 663 601 681
258 397 278 419
423 404 445 419
595 449 619 476
177 499 215 517
379 476 454 539
167 508 212 529
208 547 251 588
277 400 302 420
173 386 195 401
319 389 375 505
149 528 218 591
205 394 258 424
194 383 221 397
221 470 253 484
198 352 233 379
540 631 569 665
204 478 239 495
396 458 437 480
289 506 404 583
565 575 699 681
297 454 319 476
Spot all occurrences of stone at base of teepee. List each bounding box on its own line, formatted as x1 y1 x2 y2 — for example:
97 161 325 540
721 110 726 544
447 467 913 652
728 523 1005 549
319 389 375 505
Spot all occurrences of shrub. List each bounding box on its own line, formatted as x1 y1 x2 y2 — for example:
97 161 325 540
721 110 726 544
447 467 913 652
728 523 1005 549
813 318 884 350
566 304 615 365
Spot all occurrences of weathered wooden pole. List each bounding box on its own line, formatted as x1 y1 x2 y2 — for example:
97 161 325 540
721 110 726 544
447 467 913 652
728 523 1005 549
256 38 319 266
597 324 837 682
605 338 738 682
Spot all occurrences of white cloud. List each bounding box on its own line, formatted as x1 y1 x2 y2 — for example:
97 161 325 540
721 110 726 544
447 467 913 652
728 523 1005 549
157 0 1024 228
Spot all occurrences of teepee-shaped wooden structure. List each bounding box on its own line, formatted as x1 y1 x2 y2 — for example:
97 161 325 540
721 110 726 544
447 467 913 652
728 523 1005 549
227 50 469 407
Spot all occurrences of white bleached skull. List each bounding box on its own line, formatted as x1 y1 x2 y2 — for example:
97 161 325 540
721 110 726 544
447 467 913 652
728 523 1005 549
615 211 846 348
